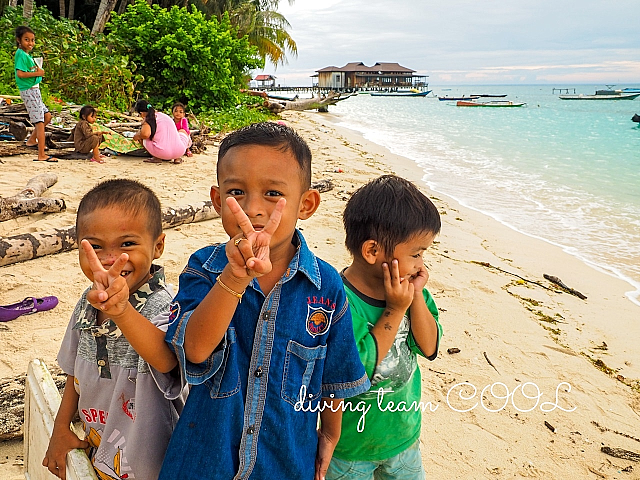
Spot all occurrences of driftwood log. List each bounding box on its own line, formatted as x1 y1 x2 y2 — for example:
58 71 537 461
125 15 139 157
601 446 640 461
0 173 66 222
264 92 355 114
0 201 220 267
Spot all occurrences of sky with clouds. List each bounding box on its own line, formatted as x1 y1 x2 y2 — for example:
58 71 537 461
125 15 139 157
257 0 640 86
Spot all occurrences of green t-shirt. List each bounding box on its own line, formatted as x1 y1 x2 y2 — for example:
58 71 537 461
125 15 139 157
332 275 442 462
14 48 41 91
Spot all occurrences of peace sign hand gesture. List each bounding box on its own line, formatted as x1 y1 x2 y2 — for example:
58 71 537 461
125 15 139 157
81 239 131 318
224 197 286 279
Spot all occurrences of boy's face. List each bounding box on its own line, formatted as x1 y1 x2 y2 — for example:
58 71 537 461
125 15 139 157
383 232 435 282
77 206 165 294
211 144 318 256
173 107 185 120
18 32 35 52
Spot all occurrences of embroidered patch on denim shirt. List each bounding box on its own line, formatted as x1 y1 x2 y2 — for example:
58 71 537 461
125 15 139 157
169 301 181 322
305 305 333 337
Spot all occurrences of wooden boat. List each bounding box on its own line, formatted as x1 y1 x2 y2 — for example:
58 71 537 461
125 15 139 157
456 100 526 107
267 93 299 101
470 94 508 98
370 89 431 97
438 95 480 101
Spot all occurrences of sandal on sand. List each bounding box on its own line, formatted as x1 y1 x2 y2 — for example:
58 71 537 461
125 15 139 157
33 156 58 162
144 157 163 163
91 157 106 164
173 157 184 164
0 296 59 322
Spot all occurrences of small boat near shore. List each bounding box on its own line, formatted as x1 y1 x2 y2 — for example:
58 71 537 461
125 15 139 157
559 88 640 100
470 94 508 98
370 89 431 97
438 95 480 101
456 100 526 107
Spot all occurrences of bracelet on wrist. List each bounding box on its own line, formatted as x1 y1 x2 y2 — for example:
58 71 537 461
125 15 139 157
216 275 245 302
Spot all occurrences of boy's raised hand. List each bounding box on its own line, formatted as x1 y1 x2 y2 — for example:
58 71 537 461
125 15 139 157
409 264 429 294
225 197 286 278
382 259 414 313
81 239 130 316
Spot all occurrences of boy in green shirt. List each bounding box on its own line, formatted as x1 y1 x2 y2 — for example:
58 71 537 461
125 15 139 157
14 26 57 162
328 175 443 480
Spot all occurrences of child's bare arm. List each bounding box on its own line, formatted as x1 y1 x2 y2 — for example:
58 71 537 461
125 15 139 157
407 265 439 357
17 67 44 78
370 260 414 365
183 197 286 364
316 402 343 480
80 240 178 373
42 376 88 479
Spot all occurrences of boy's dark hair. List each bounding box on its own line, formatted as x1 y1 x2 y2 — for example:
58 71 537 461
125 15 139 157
218 122 312 188
134 99 157 140
76 179 163 240
343 175 441 256
172 102 186 112
15 26 34 44
79 105 96 121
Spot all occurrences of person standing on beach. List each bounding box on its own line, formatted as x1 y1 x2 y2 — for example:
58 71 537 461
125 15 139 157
159 122 370 480
14 26 57 162
327 175 442 480
42 179 183 479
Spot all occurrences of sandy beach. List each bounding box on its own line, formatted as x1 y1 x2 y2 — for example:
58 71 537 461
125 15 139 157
1 111 639 479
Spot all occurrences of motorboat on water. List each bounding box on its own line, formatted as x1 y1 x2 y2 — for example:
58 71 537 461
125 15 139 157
559 87 640 100
370 89 431 97
456 100 526 107
438 95 480 101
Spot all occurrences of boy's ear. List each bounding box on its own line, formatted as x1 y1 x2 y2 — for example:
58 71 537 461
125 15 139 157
360 240 380 265
297 189 321 220
154 233 166 259
211 186 222 213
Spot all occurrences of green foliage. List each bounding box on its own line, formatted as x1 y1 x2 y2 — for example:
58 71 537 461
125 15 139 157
199 94 276 132
107 0 263 112
0 6 138 110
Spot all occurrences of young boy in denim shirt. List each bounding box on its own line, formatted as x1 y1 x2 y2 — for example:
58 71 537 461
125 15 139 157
328 175 443 480
160 122 370 480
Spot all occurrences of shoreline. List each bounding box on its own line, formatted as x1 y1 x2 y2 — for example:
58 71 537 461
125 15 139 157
1 111 639 479
325 112 640 309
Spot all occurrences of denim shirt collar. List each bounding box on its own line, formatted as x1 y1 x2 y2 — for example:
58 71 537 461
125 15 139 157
201 229 321 290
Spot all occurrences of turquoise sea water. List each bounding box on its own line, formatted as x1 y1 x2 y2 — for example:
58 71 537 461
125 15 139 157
328 85 640 305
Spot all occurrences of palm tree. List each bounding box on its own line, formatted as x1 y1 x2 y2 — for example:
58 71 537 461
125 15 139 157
197 0 297 67
23 0 33 18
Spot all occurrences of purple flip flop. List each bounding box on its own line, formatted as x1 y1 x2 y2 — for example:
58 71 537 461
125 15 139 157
0 296 59 322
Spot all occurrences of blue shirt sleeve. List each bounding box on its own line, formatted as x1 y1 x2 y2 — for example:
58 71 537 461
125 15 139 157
165 249 227 385
320 287 371 399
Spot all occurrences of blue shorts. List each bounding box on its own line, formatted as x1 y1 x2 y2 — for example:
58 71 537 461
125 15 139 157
327 440 425 480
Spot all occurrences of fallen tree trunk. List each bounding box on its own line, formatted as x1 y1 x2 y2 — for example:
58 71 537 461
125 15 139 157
0 201 220 267
0 174 66 222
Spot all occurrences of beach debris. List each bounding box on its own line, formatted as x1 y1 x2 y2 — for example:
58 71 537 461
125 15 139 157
592 421 640 444
471 261 555 292
483 351 500 374
447 347 461 354
0 174 66 222
621 465 633 472
587 465 607 478
0 201 220 267
543 274 587 300
544 421 556 433
601 446 640 462
310 179 334 193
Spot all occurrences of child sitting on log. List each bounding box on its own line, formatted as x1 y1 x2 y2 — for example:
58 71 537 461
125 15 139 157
72 105 106 163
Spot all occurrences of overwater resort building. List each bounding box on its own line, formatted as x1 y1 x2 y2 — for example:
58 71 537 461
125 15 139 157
254 74 277 88
313 62 428 91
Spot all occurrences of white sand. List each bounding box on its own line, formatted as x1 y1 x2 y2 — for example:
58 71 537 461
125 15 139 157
1 111 639 479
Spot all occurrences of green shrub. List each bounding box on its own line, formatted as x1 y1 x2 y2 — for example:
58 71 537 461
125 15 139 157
107 0 263 112
0 6 138 110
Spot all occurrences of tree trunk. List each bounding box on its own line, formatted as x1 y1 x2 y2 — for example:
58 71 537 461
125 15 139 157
9 0 18 8
59 0 65 17
91 0 118 34
117 0 129 14
23 0 33 18
68 0 75 19
0 174 65 222
0 201 220 267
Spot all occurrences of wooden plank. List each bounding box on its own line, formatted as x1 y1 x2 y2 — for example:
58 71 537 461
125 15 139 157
24 359 97 480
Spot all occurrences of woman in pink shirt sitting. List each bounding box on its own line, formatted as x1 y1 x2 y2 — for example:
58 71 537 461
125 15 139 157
133 100 191 164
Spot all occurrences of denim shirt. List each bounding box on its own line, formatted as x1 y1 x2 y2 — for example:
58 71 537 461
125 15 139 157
160 231 370 480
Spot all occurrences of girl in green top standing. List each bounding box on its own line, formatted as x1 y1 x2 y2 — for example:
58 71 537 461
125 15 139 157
14 26 57 162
